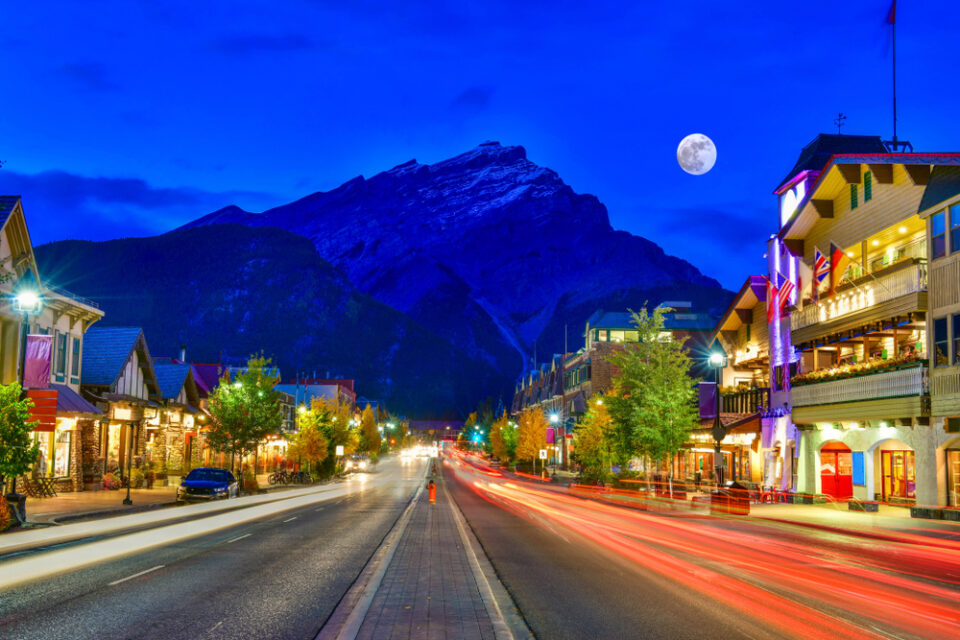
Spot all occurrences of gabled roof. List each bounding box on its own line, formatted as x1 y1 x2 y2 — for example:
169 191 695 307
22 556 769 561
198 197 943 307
154 364 191 400
712 275 767 339
918 166 960 214
0 195 20 229
191 363 226 395
81 327 144 386
775 134 888 192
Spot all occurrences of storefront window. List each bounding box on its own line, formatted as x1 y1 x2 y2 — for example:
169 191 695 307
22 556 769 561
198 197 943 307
881 450 916 501
932 211 946 259
54 430 71 477
35 432 52 476
948 450 960 507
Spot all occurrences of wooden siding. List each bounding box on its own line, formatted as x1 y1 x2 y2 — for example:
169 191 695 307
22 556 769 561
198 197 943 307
931 370 960 415
793 396 924 423
801 165 927 266
791 291 927 346
929 255 960 310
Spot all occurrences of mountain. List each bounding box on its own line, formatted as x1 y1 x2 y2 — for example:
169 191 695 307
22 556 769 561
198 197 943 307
186 142 731 378
35 225 503 417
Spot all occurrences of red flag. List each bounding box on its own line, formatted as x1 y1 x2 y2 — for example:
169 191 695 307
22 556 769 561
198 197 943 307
777 272 796 312
887 0 896 24
766 277 778 324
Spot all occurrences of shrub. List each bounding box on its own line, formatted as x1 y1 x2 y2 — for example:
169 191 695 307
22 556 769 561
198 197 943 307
0 498 12 532
102 472 121 490
130 468 146 489
241 468 259 492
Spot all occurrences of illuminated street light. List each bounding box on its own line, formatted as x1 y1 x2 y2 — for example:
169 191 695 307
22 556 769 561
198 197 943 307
549 413 559 424
298 405 307 414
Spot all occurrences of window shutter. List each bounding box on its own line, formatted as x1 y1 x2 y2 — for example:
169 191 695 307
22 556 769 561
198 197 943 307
850 183 858 209
864 171 872 202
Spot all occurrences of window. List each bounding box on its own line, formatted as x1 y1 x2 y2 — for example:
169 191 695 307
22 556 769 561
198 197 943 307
71 337 81 376
935 317 949 367
952 207 960 254
609 330 625 342
54 430 72 477
597 330 608 342
932 210 946 259
954 315 960 365
850 183 858 210
864 171 872 202
55 332 67 375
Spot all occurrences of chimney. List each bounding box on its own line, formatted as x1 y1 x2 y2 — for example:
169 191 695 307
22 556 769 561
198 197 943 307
180 345 187 363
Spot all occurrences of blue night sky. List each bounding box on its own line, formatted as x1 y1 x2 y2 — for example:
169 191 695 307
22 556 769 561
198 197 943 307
2 1 958 289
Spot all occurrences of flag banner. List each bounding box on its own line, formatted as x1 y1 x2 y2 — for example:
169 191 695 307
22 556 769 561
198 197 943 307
814 246 830 283
24 334 52 389
546 427 555 444
829 242 851 296
797 259 814 305
777 272 796 313
698 382 717 420
766 277 778 324
887 0 896 24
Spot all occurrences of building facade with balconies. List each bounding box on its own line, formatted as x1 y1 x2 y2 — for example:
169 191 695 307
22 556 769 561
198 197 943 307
774 134 960 505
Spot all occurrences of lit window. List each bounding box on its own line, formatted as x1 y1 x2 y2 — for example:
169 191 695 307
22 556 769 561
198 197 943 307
932 211 946 259
934 317 949 367
609 330 625 343
597 330 608 342
55 430 72 477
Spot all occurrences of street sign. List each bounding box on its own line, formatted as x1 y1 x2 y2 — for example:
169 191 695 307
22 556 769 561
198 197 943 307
539 449 547 460
335 445 345 456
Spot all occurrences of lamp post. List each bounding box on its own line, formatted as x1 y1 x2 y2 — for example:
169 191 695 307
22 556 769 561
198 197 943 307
709 351 727 487
12 284 43 496
549 411 562 475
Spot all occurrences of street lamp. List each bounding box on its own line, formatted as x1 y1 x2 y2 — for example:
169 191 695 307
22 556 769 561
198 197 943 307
11 279 43 496
708 350 728 486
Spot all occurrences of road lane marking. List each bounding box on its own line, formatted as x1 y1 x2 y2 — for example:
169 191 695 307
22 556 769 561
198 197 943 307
226 533 251 544
283 517 298 523
108 565 164 586
314 507 325 512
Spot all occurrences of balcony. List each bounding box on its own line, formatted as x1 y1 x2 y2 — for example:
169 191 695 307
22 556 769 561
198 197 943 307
791 261 927 343
721 387 769 414
792 361 928 421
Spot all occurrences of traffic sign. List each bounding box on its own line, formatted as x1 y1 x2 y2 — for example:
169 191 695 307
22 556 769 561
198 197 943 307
336 445 345 456
539 449 547 460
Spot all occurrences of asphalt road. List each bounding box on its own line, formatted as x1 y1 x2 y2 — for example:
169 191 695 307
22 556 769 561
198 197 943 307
0 457 427 640
443 465 780 640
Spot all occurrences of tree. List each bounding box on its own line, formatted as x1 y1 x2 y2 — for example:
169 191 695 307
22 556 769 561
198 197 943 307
605 306 699 488
489 413 511 461
515 407 548 472
205 356 284 481
287 408 329 476
573 395 614 482
0 382 39 494
360 404 381 455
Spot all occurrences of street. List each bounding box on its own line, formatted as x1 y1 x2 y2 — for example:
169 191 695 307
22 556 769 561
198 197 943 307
0 458 428 640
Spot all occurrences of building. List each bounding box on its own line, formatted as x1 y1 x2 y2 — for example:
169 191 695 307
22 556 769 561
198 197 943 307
153 363 205 473
0 196 105 493
80 327 162 484
771 133 960 505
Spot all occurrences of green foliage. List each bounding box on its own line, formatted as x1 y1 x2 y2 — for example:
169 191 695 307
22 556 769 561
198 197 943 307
489 413 516 462
206 355 284 473
293 397 356 477
605 306 699 472
360 405 381 455
0 382 39 486
129 468 146 489
287 403 330 474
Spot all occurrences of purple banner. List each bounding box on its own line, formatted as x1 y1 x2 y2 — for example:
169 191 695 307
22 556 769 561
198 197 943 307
24 334 52 389
698 382 717 419
546 427 555 444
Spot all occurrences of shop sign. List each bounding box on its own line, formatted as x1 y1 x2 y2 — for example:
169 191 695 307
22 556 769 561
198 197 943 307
27 389 58 432
113 407 132 421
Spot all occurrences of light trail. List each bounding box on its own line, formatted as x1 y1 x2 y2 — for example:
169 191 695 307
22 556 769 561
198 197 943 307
447 455 960 640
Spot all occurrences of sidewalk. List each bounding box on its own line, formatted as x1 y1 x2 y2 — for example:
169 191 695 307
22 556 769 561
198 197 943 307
321 469 527 640
19 486 180 524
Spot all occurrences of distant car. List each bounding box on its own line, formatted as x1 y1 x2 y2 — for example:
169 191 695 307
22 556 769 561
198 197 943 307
177 468 239 501
343 455 374 473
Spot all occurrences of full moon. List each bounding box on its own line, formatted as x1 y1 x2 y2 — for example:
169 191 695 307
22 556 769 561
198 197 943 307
677 133 717 175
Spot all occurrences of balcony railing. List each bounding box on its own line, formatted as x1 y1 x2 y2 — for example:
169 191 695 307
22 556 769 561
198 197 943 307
792 261 927 331
792 362 928 407
720 387 769 414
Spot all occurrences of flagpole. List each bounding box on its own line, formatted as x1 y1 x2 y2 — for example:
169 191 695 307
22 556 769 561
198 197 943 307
830 240 894 296
891 2 897 143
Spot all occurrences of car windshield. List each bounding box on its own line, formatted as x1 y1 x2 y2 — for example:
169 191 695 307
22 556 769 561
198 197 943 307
186 469 229 482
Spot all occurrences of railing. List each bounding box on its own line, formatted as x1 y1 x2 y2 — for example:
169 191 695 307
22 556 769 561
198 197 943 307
721 387 770 414
44 284 101 310
792 261 927 331
792 363 928 407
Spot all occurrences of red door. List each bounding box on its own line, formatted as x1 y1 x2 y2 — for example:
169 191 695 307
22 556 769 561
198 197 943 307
820 443 853 499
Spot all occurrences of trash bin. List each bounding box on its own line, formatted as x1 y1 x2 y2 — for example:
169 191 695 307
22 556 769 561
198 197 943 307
709 489 728 515
724 480 750 516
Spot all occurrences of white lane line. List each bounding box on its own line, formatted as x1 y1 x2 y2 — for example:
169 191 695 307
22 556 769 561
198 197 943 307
283 517 298 523
108 564 165 586
314 507 325 512
226 533 252 544
209 621 223 632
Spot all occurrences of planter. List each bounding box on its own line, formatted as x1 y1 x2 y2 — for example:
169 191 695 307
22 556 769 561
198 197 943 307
942 508 960 522
910 506 943 520
848 500 879 512
4 493 26 523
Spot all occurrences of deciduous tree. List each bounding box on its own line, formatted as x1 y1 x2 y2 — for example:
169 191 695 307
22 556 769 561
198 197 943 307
360 404 381 455
0 382 39 495
515 407 548 471
573 395 614 482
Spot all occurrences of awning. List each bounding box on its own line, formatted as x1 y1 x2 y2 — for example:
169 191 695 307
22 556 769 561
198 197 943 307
50 384 102 416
